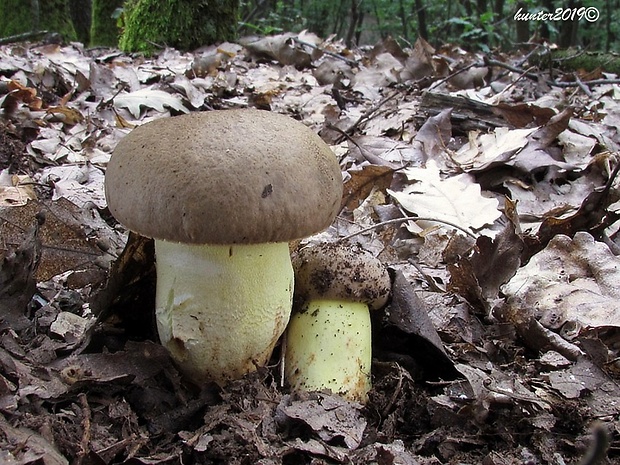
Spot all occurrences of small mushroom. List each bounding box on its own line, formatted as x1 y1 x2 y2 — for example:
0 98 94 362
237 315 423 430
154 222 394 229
105 109 343 385
285 242 390 403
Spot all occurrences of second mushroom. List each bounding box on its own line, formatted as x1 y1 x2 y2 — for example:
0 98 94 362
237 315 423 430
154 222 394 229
285 242 391 403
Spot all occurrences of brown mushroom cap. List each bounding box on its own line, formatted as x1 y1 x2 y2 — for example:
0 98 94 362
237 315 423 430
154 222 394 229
293 243 391 310
105 110 343 244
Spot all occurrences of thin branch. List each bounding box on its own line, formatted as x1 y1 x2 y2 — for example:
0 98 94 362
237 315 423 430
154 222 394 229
0 30 49 46
338 216 478 242
484 57 620 87
291 37 358 66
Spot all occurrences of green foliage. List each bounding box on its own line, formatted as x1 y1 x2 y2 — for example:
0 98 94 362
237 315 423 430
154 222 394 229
119 0 238 54
444 11 504 51
239 0 618 52
239 0 306 35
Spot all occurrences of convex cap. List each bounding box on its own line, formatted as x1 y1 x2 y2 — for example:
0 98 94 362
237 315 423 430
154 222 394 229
293 243 391 310
105 110 343 244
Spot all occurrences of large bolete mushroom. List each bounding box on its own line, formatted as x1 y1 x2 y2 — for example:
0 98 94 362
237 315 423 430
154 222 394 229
285 243 390 403
105 109 343 385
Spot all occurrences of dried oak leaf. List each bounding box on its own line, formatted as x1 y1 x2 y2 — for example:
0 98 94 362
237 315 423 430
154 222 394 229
447 209 523 312
389 160 501 234
374 270 458 381
0 415 68 465
501 232 620 333
278 392 366 449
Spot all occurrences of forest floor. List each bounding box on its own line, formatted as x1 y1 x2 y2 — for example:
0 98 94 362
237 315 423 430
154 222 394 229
1 33 620 464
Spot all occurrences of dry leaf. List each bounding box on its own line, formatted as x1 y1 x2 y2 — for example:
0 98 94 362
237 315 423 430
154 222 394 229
388 160 501 233
502 232 620 332
114 88 189 118
342 164 394 210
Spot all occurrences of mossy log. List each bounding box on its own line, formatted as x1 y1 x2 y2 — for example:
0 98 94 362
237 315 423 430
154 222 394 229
530 49 620 75
0 0 76 41
119 0 238 55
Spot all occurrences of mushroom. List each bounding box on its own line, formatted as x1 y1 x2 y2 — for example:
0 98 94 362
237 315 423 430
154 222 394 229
104 109 343 385
285 242 390 403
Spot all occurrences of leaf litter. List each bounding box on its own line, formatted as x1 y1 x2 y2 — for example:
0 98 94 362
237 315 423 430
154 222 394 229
0 33 620 464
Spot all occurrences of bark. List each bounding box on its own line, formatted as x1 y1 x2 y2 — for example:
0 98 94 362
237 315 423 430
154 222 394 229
414 0 428 40
514 1 529 44
68 0 91 44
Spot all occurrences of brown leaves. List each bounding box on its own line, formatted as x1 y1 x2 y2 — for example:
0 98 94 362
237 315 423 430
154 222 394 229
0 80 43 113
375 270 457 381
2 31 620 465
447 210 523 313
0 211 42 331
342 165 394 210
1 199 113 288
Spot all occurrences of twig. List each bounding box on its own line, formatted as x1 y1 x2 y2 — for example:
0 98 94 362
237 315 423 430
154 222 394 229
0 30 49 45
381 363 405 418
484 58 541 80
338 216 478 242
429 61 478 90
76 393 91 465
331 90 402 143
291 37 358 66
484 57 620 87
573 74 593 97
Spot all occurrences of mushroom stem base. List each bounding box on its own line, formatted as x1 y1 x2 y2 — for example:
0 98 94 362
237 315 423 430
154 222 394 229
154 240 293 385
285 299 371 403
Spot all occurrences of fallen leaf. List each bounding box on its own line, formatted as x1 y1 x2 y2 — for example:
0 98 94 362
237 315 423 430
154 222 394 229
0 171 37 207
388 160 501 233
493 102 555 128
453 126 536 170
278 393 366 449
113 88 189 118
411 108 453 162
501 232 620 333
0 415 68 465
448 213 523 311
0 212 42 331
375 270 457 380
242 33 312 68
342 164 394 210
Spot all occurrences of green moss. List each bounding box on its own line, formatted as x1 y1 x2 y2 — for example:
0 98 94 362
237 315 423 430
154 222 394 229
530 49 620 75
0 0 31 36
90 0 123 46
119 0 238 55
0 0 76 40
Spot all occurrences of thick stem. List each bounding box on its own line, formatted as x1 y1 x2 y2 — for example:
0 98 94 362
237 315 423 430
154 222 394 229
285 299 372 403
154 240 293 385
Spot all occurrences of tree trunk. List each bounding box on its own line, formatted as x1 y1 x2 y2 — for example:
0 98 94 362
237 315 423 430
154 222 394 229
558 0 580 47
539 0 554 41
119 0 239 54
90 0 123 46
345 0 362 46
398 0 408 39
68 0 91 44
414 0 428 40
514 1 529 44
